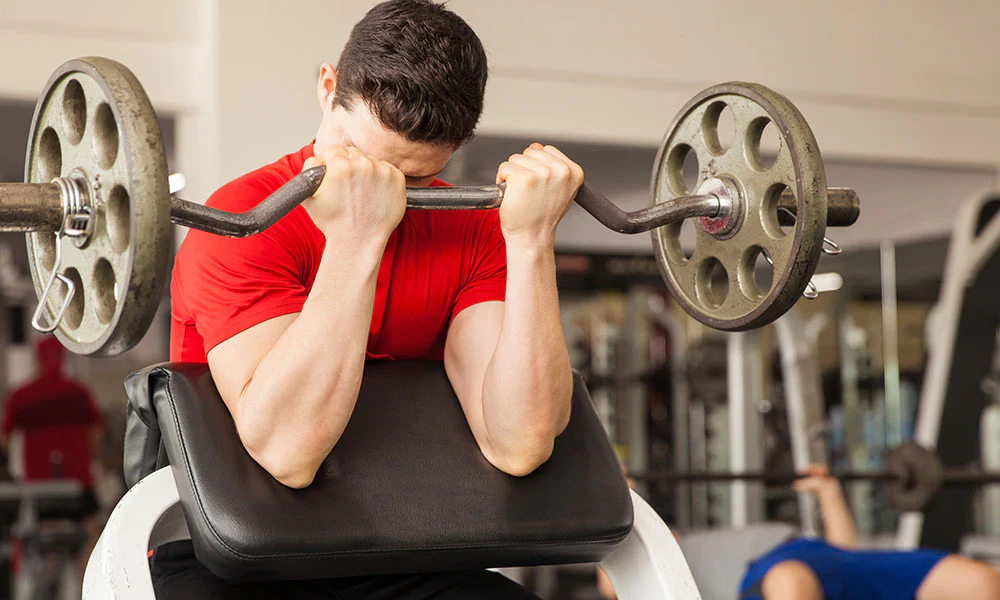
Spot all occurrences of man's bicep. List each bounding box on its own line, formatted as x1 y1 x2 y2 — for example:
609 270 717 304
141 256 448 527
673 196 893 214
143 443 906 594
444 301 503 438
207 312 298 417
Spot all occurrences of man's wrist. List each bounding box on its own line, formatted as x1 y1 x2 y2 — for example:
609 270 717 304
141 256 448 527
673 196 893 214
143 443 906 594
816 482 845 502
503 231 557 258
318 235 386 276
322 225 390 262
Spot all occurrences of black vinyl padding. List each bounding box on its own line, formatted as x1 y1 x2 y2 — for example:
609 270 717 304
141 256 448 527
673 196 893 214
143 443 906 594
124 361 633 582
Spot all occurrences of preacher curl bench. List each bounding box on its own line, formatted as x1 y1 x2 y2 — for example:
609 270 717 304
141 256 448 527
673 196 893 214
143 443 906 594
82 361 701 599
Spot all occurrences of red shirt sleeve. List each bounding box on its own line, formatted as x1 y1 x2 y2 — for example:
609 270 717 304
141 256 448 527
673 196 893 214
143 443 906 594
82 388 101 427
173 177 318 354
451 210 507 322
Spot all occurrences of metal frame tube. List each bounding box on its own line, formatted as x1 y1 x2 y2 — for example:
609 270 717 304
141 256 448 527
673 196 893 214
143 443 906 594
774 308 827 536
727 330 765 527
881 241 903 449
897 190 1000 549
599 490 703 600
646 305 693 531
83 467 188 598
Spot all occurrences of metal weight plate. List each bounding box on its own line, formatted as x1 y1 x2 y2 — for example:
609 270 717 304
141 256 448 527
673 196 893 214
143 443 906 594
650 83 827 331
885 441 944 512
24 57 170 356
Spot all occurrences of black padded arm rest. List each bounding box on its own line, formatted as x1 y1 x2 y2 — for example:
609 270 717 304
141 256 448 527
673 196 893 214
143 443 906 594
125 361 633 582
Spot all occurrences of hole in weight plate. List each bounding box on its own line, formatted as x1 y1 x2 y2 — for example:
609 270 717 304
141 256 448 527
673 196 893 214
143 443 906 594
62 79 87 146
666 144 700 195
702 102 736 155
57 268 85 331
92 259 117 324
662 218 697 264
746 118 781 171
106 185 131 252
743 246 773 298
761 183 792 238
679 218 696 260
93 102 119 170
38 128 62 182
697 258 729 309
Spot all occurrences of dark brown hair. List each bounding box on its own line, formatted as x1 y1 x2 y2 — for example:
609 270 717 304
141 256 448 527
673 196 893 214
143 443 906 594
334 0 488 147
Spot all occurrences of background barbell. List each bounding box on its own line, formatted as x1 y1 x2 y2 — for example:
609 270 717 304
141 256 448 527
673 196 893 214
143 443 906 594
629 441 1000 513
1 57 861 356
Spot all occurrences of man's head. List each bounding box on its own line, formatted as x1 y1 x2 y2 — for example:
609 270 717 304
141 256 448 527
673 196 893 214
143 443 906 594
315 0 487 186
35 336 64 376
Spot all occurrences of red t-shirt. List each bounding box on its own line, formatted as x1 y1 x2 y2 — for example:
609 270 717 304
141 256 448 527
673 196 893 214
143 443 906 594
2 376 100 488
170 143 507 362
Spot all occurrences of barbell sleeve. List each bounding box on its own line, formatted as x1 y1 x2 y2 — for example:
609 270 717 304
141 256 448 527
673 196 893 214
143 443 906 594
778 188 860 227
0 183 64 232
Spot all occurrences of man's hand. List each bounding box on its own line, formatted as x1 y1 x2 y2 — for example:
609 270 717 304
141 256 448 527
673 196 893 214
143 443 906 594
302 145 406 248
496 143 584 245
794 464 858 548
793 464 842 498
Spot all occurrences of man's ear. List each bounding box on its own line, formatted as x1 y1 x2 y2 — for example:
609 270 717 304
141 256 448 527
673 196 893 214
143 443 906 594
317 63 338 111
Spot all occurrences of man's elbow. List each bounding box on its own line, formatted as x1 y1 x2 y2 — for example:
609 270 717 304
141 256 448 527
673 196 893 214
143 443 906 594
256 450 321 489
490 436 557 477
241 435 324 489
494 391 572 477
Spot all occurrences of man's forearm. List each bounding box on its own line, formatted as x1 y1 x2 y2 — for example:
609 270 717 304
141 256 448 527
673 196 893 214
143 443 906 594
816 486 858 549
481 240 573 474
236 243 382 487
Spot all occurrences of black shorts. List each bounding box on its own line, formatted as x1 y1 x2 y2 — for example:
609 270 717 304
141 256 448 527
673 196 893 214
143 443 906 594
150 541 541 600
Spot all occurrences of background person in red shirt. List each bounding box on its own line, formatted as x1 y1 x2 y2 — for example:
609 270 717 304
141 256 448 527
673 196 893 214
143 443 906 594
1 337 102 511
1 336 103 583
161 1 583 598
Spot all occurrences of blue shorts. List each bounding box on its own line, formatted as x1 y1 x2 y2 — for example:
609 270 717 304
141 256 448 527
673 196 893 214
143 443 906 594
738 538 948 600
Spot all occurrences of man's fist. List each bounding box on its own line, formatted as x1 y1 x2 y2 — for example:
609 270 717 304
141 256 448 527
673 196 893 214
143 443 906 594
302 145 406 246
793 464 842 497
495 143 584 245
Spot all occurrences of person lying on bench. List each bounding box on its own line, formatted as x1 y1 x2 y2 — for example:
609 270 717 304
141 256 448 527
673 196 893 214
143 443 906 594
598 465 1000 600
738 465 1000 600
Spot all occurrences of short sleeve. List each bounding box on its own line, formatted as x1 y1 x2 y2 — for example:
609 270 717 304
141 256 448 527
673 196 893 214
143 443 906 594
82 388 101 427
451 210 507 322
172 179 316 354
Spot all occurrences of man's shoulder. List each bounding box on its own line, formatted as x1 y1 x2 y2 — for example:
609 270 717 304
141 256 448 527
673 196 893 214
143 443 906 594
207 145 311 212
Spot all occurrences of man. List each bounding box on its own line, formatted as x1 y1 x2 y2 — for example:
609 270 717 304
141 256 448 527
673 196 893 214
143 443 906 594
2 337 102 512
738 466 1000 600
2 336 104 580
599 467 1000 600
161 1 580 598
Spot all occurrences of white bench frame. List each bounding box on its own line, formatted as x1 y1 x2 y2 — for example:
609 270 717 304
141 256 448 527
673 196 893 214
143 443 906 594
83 467 702 599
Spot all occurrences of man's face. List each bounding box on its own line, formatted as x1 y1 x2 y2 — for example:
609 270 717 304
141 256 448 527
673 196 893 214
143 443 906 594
315 99 454 188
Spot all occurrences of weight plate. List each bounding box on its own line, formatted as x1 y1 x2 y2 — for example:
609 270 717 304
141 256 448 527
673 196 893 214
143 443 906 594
650 83 827 331
885 441 943 512
24 57 170 356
